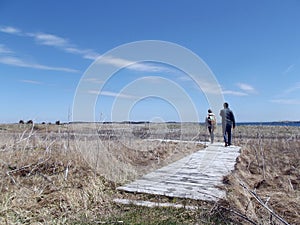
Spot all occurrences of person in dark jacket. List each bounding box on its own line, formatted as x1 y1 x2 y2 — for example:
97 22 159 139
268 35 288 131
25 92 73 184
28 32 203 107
219 102 235 146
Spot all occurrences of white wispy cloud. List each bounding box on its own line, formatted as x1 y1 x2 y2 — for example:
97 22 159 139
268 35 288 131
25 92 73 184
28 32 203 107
271 83 300 104
222 82 257 96
139 76 166 83
19 79 43 85
197 80 223 95
83 78 104 84
0 26 21 34
236 82 257 94
0 26 82 73
0 25 181 74
98 56 172 73
171 74 225 95
1 25 191 75
0 25 99 61
222 90 248 96
271 99 300 105
177 75 193 82
284 82 300 94
64 47 100 60
0 56 80 73
29 32 69 47
0 44 13 54
88 90 136 99
28 32 100 60
283 64 295 75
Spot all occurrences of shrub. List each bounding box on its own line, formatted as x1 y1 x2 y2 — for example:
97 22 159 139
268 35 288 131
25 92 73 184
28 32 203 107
26 120 33 124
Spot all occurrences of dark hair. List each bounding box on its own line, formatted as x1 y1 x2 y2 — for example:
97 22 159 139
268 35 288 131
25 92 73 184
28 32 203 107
224 102 229 108
208 109 212 113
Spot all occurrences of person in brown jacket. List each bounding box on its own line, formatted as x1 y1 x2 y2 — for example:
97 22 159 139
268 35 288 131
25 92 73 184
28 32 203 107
205 109 216 144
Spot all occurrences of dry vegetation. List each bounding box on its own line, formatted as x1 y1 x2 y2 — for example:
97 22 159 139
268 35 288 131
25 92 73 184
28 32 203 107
0 123 299 224
224 126 300 225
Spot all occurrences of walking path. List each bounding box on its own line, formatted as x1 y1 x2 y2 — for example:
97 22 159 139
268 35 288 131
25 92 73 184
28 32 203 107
116 142 241 202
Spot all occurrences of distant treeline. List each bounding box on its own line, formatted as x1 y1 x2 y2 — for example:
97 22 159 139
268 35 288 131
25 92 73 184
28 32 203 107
18 120 300 127
237 121 300 127
71 121 300 127
19 120 61 125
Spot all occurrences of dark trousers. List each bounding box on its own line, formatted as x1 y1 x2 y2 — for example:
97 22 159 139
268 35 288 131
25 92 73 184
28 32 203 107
208 126 214 143
224 124 232 145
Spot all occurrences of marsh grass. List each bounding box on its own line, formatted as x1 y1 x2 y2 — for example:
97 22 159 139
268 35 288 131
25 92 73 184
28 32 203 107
0 123 299 224
0 123 208 224
224 125 300 224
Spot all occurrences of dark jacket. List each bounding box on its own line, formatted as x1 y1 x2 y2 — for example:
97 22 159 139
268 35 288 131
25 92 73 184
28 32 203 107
220 108 235 128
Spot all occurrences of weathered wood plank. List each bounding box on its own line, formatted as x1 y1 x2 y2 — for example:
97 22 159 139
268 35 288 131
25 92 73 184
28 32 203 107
117 142 241 202
113 198 199 210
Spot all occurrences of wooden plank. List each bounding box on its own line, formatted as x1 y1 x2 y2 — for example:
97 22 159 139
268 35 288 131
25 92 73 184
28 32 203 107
118 186 222 201
117 142 240 202
113 198 199 210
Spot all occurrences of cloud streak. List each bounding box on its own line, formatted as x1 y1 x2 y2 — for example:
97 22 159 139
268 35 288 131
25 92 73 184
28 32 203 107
0 56 80 73
236 82 257 94
64 47 100 60
0 26 81 73
29 32 69 47
1 25 188 75
271 99 300 105
0 44 13 54
88 90 136 99
284 82 300 94
0 26 21 34
0 25 100 61
222 90 248 96
222 82 258 96
98 56 175 73
27 32 100 60
19 79 43 85
1 25 183 74
283 64 295 75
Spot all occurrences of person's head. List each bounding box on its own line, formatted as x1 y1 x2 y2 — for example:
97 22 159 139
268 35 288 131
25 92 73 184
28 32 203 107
208 109 212 113
223 102 229 108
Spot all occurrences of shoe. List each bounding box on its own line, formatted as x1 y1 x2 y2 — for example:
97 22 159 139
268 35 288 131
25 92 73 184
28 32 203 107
225 143 228 147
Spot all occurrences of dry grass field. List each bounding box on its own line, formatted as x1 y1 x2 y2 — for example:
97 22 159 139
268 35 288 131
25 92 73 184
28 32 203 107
0 122 299 224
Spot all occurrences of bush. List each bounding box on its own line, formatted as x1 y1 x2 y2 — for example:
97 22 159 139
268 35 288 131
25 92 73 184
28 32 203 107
26 120 33 124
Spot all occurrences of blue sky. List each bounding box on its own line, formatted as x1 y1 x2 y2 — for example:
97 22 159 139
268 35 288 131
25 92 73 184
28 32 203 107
0 0 300 123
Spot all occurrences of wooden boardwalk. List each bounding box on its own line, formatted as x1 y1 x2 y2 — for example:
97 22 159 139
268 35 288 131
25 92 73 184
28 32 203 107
117 142 241 202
